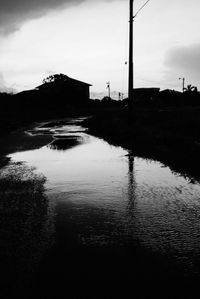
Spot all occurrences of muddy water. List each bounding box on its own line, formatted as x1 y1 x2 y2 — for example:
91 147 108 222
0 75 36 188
6 118 200 288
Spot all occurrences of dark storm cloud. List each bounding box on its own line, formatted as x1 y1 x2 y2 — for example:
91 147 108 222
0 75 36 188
165 44 200 74
0 0 85 34
0 0 120 35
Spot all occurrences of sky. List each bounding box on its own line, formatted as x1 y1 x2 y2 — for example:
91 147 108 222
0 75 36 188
0 0 200 97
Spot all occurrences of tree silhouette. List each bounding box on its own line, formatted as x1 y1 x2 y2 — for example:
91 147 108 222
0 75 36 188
184 84 198 93
42 73 69 84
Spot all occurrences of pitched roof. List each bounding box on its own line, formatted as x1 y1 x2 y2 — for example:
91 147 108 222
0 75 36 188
36 75 92 90
69 77 92 86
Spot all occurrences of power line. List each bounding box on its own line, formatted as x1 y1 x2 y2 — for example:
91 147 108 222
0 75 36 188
134 0 151 19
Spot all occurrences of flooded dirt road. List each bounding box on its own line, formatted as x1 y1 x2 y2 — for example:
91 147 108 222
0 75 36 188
2 117 200 296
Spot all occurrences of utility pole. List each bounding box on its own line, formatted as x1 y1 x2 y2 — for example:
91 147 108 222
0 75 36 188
179 77 185 92
128 0 150 110
106 81 111 98
128 0 134 110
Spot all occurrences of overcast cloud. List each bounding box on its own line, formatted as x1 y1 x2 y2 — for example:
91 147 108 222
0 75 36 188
0 72 16 92
164 43 200 88
1 0 199 92
165 44 200 72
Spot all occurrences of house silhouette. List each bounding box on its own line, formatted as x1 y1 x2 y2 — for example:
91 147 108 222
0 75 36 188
36 74 92 105
13 74 92 117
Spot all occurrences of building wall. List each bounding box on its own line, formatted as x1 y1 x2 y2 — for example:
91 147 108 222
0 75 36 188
38 81 90 105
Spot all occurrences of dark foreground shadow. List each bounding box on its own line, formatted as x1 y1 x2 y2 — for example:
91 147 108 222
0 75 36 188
0 162 55 298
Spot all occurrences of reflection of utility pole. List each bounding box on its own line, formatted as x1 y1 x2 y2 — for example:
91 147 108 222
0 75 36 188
179 77 185 92
127 150 135 207
106 82 111 98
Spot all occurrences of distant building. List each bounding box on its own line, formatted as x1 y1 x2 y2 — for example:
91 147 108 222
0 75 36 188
158 89 183 106
36 74 92 105
133 88 160 102
159 89 181 96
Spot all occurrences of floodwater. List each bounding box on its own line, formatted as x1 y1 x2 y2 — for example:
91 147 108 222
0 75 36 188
3 118 200 293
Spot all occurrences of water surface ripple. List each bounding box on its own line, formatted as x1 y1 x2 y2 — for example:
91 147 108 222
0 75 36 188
9 118 200 278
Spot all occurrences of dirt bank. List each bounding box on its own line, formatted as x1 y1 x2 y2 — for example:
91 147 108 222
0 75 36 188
84 107 200 182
